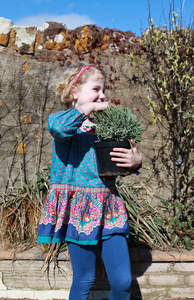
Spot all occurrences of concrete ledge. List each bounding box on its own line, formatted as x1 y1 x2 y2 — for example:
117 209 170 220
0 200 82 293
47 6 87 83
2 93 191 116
0 246 194 299
0 289 70 300
0 246 194 262
0 289 111 300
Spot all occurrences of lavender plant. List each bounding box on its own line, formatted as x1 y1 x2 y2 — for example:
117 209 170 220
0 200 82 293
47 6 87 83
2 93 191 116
93 105 144 143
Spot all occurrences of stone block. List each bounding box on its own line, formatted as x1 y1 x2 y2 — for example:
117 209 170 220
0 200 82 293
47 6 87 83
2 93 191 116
43 21 66 39
168 287 194 298
13 25 37 54
0 272 7 290
148 274 185 286
43 21 70 50
0 17 13 46
34 289 69 299
174 262 194 272
131 262 170 274
0 260 72 290
6 289 34 299
146 262 171 273
0 290 7 298
186 275 194 287
139 287 167 298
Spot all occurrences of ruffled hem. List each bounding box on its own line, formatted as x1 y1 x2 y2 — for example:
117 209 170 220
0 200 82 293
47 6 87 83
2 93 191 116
38 184 129 244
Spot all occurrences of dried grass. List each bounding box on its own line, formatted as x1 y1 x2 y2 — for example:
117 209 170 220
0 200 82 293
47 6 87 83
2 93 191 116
0 170 49 250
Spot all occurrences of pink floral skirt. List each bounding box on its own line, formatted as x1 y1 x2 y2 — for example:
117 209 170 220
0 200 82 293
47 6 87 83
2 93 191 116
38 184 129 245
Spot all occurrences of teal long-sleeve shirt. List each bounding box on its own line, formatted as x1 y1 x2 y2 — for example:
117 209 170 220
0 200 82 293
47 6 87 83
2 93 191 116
48 107 115 188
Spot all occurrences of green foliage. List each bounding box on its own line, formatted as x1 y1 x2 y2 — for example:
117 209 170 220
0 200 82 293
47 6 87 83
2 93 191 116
0 169 50 249
142 16 193 127
93 105 144 143
161 199 194 250
118 183 170 249
118 181 193 251
128 10 194 206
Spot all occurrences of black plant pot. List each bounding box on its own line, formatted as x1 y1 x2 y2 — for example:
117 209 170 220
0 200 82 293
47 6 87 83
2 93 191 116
94 140 131 176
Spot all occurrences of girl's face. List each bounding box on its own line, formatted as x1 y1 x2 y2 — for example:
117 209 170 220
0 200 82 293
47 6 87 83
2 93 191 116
73 74 105 107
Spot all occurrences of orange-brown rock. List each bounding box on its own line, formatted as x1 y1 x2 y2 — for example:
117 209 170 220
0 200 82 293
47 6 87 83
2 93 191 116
8 28 17 50
43 21 67 40
13 26 37 54
0 17 13 46
35 29 44 52
70 25 108 54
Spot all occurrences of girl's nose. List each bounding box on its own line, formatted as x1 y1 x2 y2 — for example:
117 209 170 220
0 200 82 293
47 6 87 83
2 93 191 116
99 91 105 101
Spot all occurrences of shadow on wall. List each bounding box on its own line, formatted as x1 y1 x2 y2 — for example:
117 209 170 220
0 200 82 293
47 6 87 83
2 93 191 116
91 245 152 300
130 246 152 300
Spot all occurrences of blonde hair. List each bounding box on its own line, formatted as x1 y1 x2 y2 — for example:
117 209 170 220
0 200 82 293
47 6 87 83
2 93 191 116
51 62 105 109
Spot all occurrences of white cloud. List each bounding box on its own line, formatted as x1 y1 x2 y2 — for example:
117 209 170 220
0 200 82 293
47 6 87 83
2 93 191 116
14 13 96 29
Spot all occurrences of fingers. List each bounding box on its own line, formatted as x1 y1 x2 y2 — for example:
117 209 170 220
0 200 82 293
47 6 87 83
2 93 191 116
109 148 132 168
109 148 132 159
110 147 130 154
113 162 131 168
130 139 136 149
110 155 131 168
79 102 109 115
94 102 109 112
109 146 142 169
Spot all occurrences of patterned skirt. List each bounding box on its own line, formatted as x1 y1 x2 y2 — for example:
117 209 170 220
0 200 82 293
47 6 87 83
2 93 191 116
38 184 129 245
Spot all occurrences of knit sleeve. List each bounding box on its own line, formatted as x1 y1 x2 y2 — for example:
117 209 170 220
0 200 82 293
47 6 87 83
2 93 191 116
48 107 86 141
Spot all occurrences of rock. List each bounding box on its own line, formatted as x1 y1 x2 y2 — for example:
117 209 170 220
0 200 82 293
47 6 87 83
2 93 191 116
0 17 13 46
43 21 66 39
35 29 44 52
70 25 109 54
13 25 37 54
103 28 136 54
43 22 71 50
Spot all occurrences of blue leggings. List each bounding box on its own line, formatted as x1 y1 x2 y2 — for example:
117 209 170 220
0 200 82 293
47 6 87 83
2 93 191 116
68 235 131 300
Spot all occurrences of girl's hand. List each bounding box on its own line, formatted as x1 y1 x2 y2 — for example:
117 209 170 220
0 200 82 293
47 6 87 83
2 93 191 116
79 102 109 116
109 139 142 169
93 102 109 112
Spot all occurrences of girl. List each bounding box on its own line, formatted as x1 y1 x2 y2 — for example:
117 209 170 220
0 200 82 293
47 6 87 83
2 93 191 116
38 62 142 300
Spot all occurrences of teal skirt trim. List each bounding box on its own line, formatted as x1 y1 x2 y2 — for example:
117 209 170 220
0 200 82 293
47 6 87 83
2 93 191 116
37 234 129 245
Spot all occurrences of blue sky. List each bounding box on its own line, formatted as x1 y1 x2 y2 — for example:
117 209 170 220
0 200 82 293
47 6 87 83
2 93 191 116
1 0 193 36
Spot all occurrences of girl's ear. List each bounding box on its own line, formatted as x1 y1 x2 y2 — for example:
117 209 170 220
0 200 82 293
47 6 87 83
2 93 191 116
70 86 78 100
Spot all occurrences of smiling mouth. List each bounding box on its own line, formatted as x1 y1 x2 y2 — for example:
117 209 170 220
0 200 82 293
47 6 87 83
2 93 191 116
93 99 104 102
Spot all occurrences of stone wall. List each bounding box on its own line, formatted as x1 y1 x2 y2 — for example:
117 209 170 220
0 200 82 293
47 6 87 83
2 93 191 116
0 17 137 55
0 247 194 299
0 17 173 204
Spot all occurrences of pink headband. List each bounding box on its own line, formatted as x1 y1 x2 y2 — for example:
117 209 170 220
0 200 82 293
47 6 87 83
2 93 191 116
73 66 94 86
